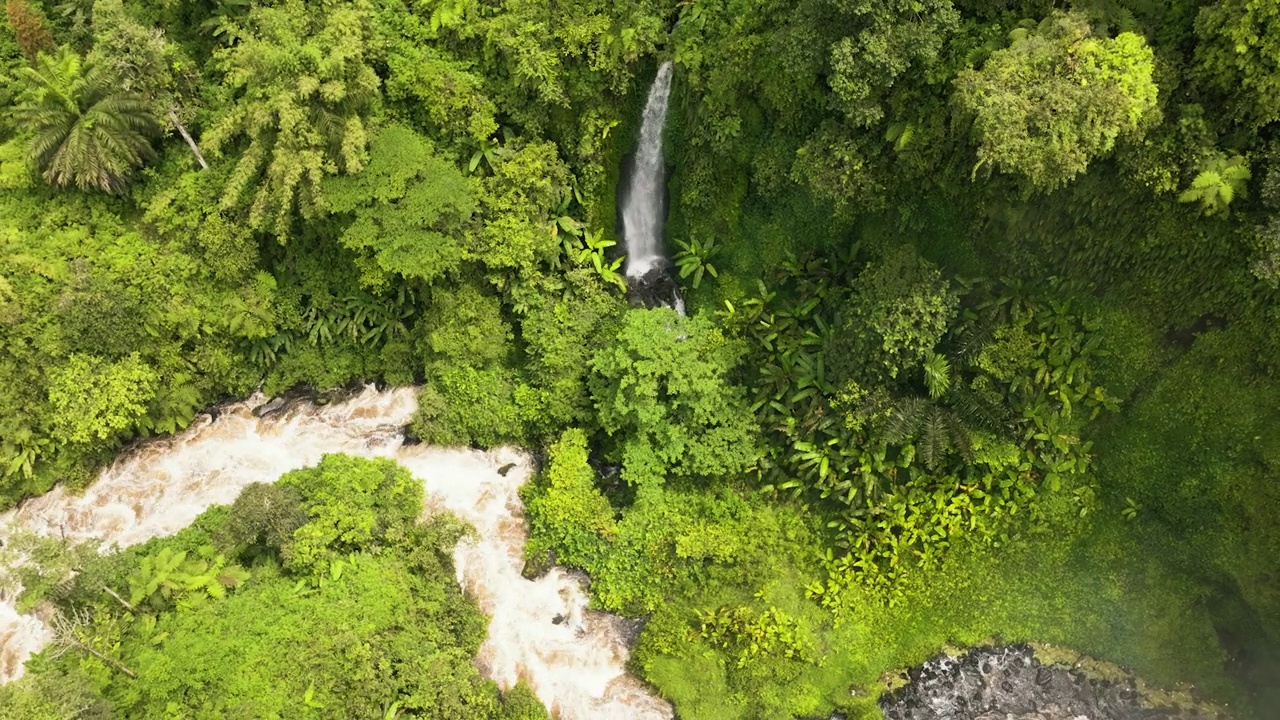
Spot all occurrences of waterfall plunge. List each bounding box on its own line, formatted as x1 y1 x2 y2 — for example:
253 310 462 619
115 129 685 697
0 388 673 719
622 61 674 280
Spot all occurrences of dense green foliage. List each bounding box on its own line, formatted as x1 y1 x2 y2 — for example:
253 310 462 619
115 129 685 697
590 308 758 489
3 0 1279 716
953 11 1159 190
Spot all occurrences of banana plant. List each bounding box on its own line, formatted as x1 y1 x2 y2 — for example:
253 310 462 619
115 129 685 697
590 250 627 291
246 332 296 367
468 127 514 175
884 120 916 153
673 236 720 288
568 229 627 291
4 427 50 479
548 185 588 242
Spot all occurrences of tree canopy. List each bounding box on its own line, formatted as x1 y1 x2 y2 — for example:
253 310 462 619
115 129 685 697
590 308 759 488
953 11 1159 190
2 0 1279 715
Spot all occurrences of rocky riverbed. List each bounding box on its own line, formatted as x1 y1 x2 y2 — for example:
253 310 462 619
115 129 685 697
879 645 1226 720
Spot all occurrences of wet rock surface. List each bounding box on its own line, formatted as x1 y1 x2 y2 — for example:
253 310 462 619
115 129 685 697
879 645 1217 720
625 264 684 312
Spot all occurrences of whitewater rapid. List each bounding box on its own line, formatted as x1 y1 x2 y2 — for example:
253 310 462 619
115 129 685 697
0 386 672 719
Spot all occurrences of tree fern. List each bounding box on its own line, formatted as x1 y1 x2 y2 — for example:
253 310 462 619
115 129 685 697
921 352 951 398
1179 154 1250 217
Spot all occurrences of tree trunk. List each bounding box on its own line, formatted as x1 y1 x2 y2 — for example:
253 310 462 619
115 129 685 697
168 108 209 170
79 641 137 678
101 585 136 613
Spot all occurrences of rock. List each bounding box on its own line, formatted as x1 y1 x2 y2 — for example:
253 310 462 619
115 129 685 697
498 462 517 476
879 645 1220 720
521 549 555 580
252 396 290 418
552 614 567 625
625 263 684 312
252 385 318 418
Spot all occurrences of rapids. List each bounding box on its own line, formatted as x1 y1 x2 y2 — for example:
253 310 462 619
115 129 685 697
0 386 673 719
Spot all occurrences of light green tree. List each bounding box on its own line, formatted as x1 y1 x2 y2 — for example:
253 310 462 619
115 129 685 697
522 428 617 568
323 125 475 287
205 0 380 237
46 353 158 444
590 309 759 488
953 12 1158 191
12 47 159 193
279 454 424 576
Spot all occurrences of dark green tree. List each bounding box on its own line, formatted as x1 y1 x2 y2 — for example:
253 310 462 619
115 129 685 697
827 0 960 128
88 0 208 168
12 47 159 193
1195 0 1280 128
828 245 958 387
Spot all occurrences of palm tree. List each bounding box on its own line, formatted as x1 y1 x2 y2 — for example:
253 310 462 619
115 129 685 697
12 47 159 193
884 372 1010 472
885 396 974 472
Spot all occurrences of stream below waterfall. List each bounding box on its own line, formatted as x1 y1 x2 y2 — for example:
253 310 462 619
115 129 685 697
0 386 673 719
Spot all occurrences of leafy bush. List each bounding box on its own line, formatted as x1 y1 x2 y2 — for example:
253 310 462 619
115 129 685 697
522 428 617 569
953 11 1159 190
828 245 958 386
590 308 759 488
279 454 424 576
217 482 309 558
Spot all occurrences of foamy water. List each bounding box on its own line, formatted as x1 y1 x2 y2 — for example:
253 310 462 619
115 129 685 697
0 386 672 719
622 61 674 279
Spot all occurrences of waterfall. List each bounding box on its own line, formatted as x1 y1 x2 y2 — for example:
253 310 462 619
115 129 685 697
0 387 672 720
622 61 674 280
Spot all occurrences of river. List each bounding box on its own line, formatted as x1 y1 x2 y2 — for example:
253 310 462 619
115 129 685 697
0 386 672 719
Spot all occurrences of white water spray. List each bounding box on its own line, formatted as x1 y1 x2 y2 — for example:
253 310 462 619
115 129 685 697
622 61 674 279
0 387 672 719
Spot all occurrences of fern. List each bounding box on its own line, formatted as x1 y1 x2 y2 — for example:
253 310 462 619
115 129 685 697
1179 154 1250 217
886 397 975 472
922 352 951 398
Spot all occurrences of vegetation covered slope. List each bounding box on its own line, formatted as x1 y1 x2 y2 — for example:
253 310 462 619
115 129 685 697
1 0 1278 717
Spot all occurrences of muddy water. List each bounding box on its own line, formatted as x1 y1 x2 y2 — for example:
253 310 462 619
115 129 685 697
0 386 672 719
